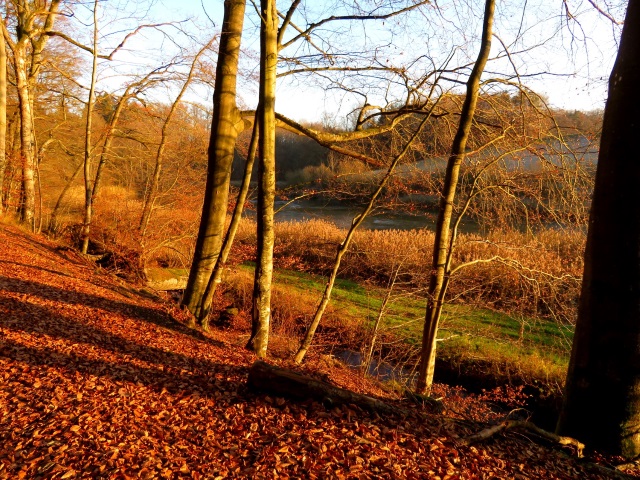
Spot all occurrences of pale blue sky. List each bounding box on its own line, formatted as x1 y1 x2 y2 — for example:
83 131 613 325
79 0 623 122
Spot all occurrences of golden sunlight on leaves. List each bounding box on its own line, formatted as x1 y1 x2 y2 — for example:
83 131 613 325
0 224 634 478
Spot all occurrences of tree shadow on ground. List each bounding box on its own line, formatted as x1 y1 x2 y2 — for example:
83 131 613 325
0 275 215 345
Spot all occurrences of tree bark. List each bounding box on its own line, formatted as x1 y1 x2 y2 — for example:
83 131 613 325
80 0 100 254
14 45 37 229
246 0 278 358
557 0 640 458
415 0 495 394
198 116 259 329
0 33 6 212
181 0 246 319
3 0 62 230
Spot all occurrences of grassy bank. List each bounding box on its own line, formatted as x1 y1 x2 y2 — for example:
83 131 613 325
222 262 572 390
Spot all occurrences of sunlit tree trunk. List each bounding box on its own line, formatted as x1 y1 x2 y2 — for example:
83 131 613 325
557 0 640 458
3 0 62 230
415 0 495 394
246 0 278 358
0 33 6 212
181 0 246 319
14 45 36 229
80 0 100 254
198 116 258 329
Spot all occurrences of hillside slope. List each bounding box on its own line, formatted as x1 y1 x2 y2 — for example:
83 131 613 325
0 224 630 479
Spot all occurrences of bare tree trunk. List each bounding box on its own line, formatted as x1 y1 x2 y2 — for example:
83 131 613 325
181 0 246 320
294 113 432 364
0 33 6 213
198 116 258 329
557 0 640 458
247 0 278 358
14 47 37 230
415 0 495 394
2 0 62 230
246 0 278 358
80 0 99 254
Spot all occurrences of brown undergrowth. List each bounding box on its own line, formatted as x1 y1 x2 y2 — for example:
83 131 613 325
230 218 584 326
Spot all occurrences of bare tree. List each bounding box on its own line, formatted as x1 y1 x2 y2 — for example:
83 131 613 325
80 0 99 254
197 116 258 329
138 36 217 238
0 29 6 212
415 0 496 394
294 106 439 364
1 0 62 230
246 0 279 358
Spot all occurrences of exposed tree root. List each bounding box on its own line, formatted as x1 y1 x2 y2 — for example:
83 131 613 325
464 419 585 457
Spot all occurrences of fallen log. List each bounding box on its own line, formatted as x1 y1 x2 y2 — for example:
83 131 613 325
464 419 585 458
247 360 400 415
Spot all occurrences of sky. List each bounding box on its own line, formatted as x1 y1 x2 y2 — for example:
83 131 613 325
82 0 625 123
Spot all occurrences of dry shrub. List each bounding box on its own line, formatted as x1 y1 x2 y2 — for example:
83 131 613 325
259 219 585 324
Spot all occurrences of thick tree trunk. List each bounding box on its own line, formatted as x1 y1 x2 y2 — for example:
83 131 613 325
14 47 37 229
5 0 61 229
198 116 258 329
557 0 640 458
246 0 278 358
181 0 246 319
415 0 495 394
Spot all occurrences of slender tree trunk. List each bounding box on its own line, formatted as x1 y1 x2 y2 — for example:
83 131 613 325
557 0 640 458
80 0 99 254
198 116 259 329
415 0 495 394
246 0 278 358
294 114 432 364
0 34 6 212
181 0 246 319
364 266 400 373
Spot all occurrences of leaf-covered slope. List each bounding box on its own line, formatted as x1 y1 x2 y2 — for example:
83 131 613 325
0 225 627 479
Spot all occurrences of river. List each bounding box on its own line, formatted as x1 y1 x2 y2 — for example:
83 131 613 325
244 198 480 233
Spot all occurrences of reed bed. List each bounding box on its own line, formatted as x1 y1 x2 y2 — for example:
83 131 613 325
234 218 585 324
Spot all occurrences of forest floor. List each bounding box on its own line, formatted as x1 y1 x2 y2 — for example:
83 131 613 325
0 223 637 479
